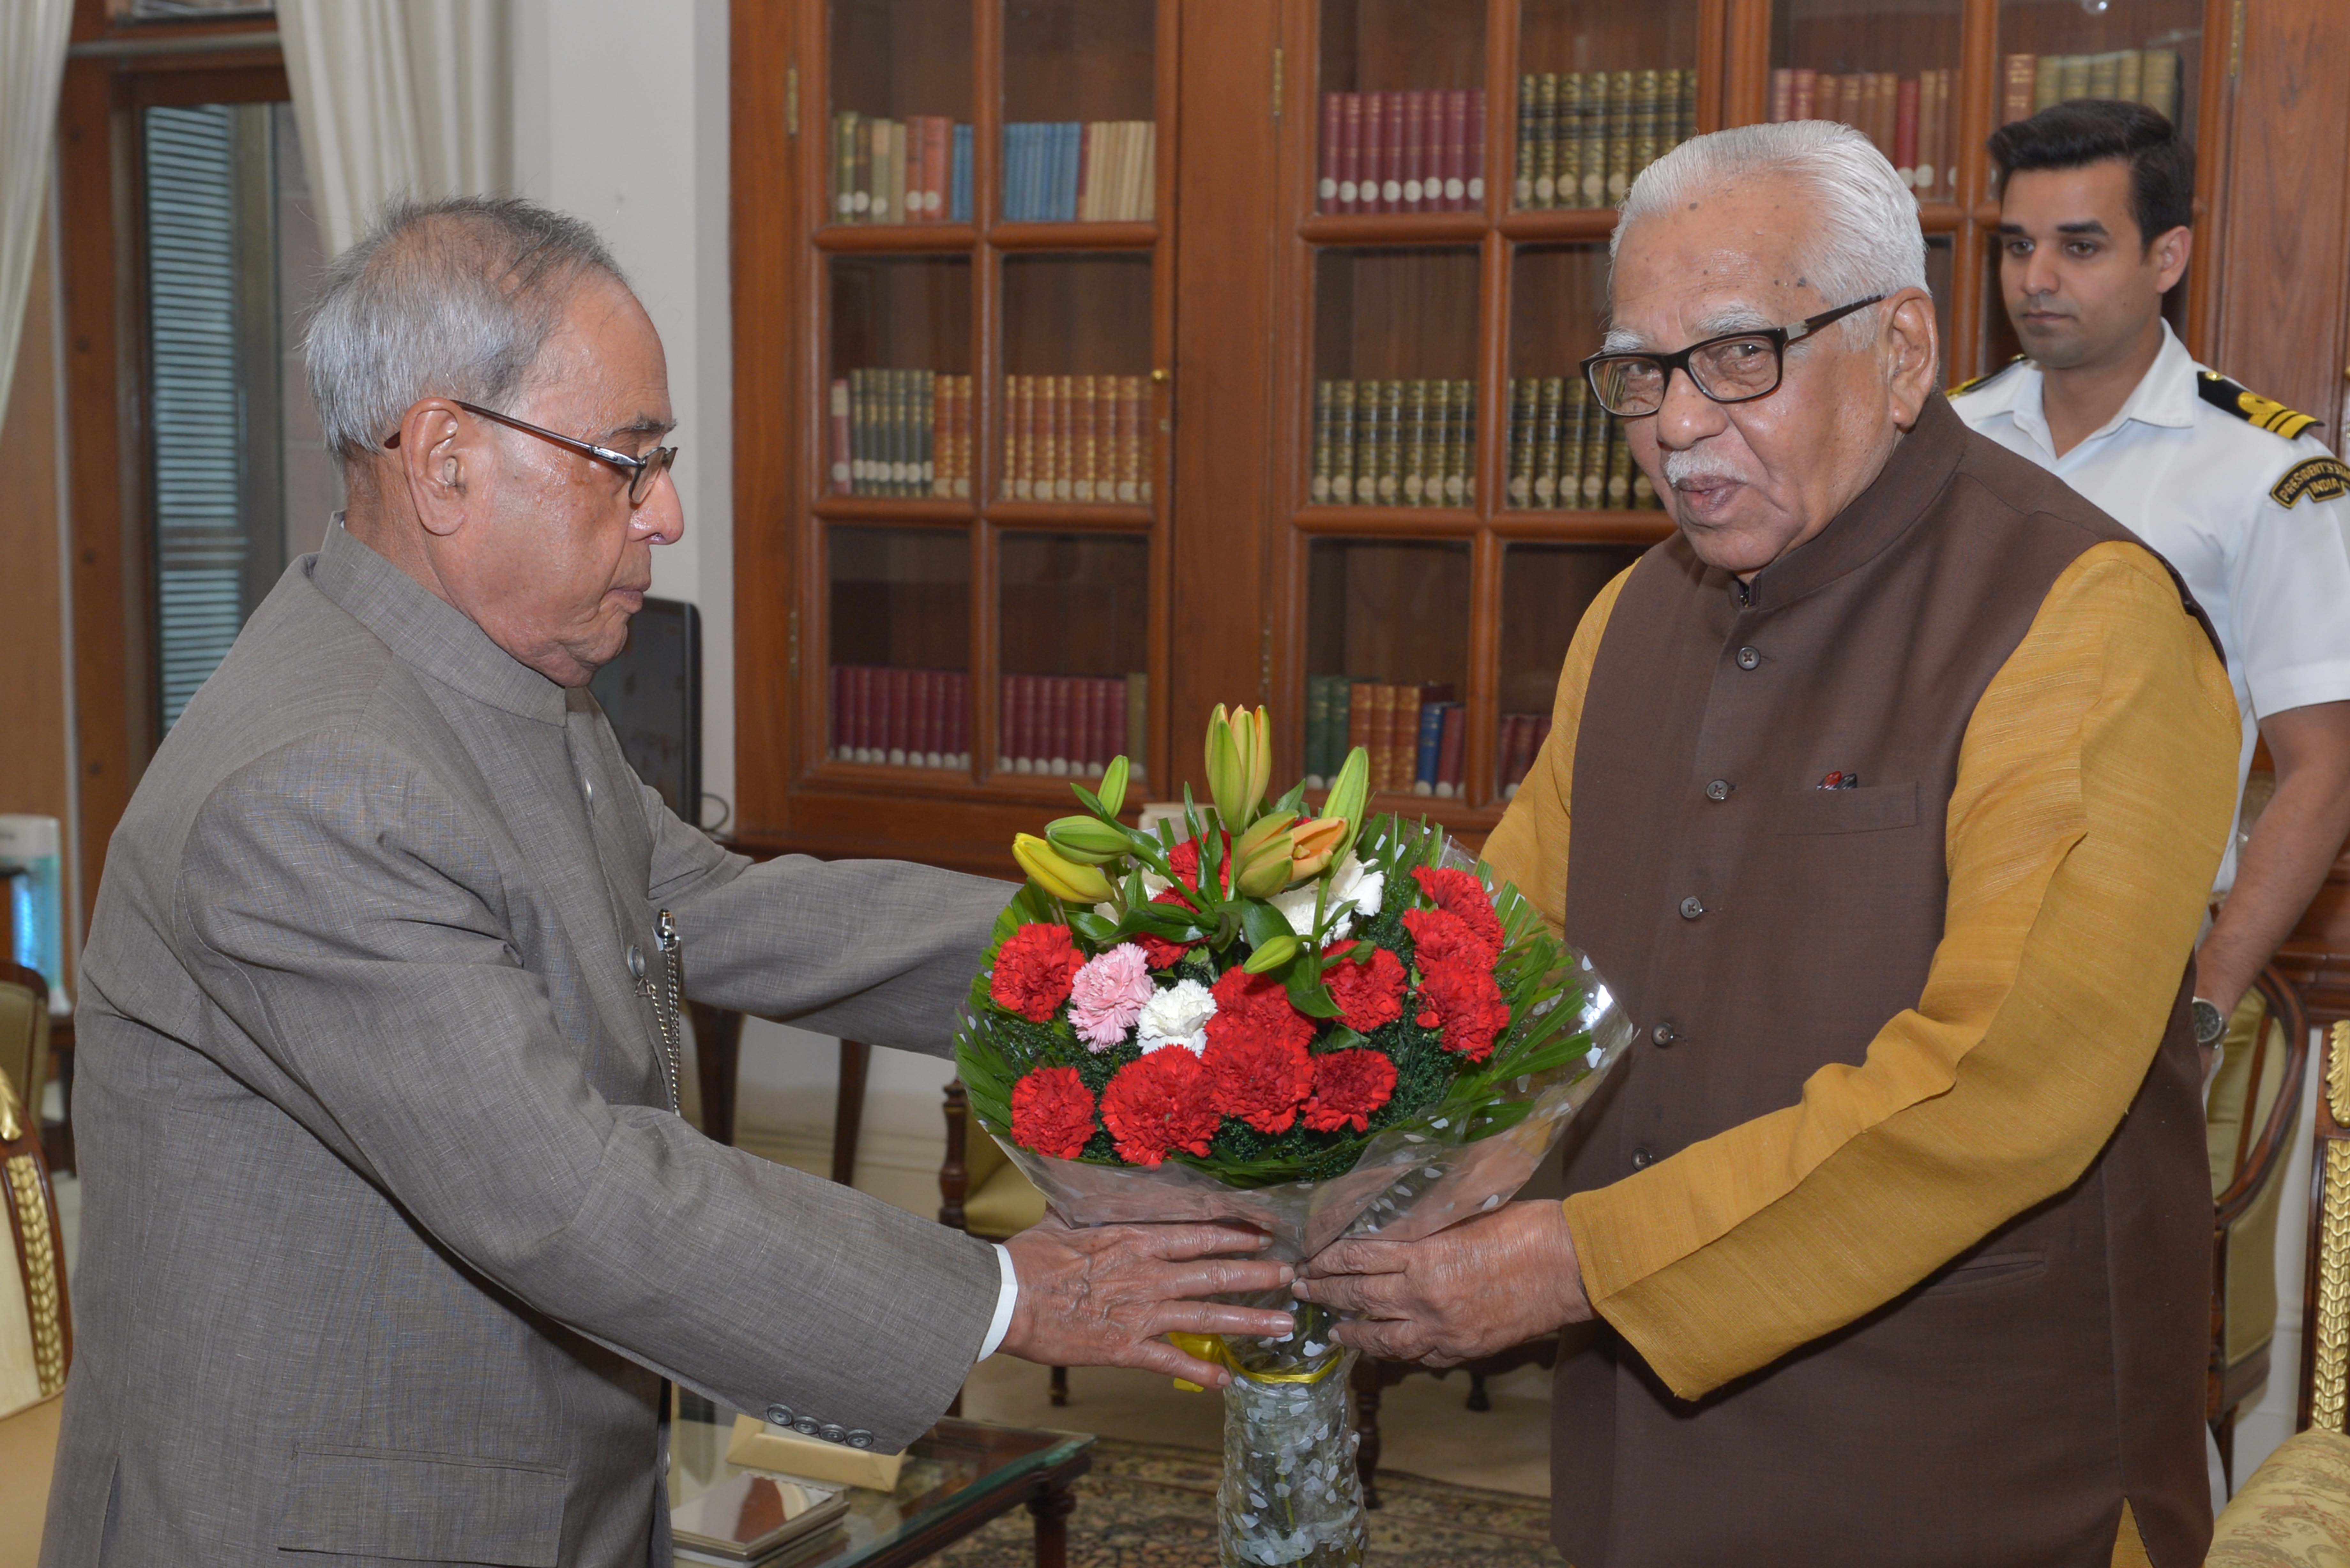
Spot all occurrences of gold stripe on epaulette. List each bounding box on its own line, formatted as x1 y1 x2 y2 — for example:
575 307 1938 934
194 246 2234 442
2274 456 2350 509
2199 371 2320 441
1947 355 2024 398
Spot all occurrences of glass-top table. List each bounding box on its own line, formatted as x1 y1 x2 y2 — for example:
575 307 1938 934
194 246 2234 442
670 1395 1095 1568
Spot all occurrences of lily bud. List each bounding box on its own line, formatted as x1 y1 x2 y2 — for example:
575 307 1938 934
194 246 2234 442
1013 833 1116 903
1288 815 1347 880
1096 755 1131 819
1241 932 1300 974
1323 746 1371 862
1045 815 1127 864
1235 834 1297 899
1242 705 1272 817
1232 811 1298 862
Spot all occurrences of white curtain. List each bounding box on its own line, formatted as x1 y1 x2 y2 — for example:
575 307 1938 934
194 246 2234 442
278 0 515 258
0 0 71 415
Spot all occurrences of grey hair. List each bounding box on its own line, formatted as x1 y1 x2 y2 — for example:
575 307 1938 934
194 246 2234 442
1611 122 1928 344
304 196 629 463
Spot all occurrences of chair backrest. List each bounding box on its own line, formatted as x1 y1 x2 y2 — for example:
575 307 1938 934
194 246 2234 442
2299 1018 2350 1432
0 1069 68 1419
2218 969 2311 1225
0 963 47 1138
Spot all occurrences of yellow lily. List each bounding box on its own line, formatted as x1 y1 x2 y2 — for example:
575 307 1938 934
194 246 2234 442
1013 833 1115 903
1288 814 1347 881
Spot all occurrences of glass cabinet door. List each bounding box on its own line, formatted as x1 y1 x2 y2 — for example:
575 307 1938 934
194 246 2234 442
1513 0 1701 211
826 255 972 499
997 532 1151 777
827 525 973 770
830 0 974 225
1311 247 1481 509
1001 0 1158 224
1504 243 1665 513
1496 542 1641 796
1315 0 1488 215
1768 0 1964 202
1995 0 2201 144
1302 539 1472 797
998 253 1154 505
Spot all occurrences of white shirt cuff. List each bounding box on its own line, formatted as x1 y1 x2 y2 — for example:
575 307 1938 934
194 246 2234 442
976 1243 1018 1362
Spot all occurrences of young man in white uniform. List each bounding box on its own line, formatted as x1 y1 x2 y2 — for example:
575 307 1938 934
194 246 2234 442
1954 100 2350 1073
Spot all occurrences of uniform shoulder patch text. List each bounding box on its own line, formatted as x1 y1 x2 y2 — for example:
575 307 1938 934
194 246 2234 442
2271 455 2350 509
2198 372 2320 441
1948 356 2024 398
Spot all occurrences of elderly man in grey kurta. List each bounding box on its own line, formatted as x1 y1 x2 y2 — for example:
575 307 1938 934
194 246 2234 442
43 198 1293 1566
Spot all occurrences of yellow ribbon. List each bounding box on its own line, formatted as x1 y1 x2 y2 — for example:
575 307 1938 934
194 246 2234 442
1167 1332 1346 1394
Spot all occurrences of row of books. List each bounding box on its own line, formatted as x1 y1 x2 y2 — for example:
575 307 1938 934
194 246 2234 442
1505 377 1664 512
1315 89 1488 215
1309 379 1477 509
1001 122 1157 223
830 113 972 225
998 374 1155 504
997 673 1147 777
2001 49 2183 127
828 370 974 499
829 665 972 768
1304 678 1467 798
1767 69 1959 202
1513 70 1699 211
1497 711 1556 799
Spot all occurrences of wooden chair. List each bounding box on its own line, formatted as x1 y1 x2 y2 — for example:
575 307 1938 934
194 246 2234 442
2208 966 2313 1487
1349 1334 1558 1511
939 1081 1057 1399
0 1050 71 1568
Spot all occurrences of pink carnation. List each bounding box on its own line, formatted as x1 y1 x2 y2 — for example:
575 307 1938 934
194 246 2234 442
1068 942 1156 1050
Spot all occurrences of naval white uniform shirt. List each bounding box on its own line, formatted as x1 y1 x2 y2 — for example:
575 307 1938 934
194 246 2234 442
1954 321 2350 894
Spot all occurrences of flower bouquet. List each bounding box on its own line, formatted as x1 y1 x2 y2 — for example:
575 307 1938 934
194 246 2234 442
954 706 1629 1568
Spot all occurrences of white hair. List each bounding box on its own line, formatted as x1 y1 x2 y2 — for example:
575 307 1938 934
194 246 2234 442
1611 122 1928 344
304 196 629 464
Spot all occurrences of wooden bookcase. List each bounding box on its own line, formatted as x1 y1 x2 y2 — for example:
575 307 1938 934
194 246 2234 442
735 0 2341 874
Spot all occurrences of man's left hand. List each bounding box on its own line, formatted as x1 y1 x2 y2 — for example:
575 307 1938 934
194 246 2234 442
1292 1199 1594 1366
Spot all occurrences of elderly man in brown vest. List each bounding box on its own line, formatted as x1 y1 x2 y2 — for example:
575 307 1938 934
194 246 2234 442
1296 122 2237 1567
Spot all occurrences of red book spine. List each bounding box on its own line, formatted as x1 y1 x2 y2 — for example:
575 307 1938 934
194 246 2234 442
1363 92 1388 212
932 116 952 220
876 668 901 765
1320 93 1342 213
1019 673 1043 771
1442 89 1466 211
1403 90 1428 212
1791 67 1817 121
1341 92 1363 212
1435 704 1465 796
1467 89 1485 207
921 668 945 765
1895 77 1920 188
1049 676 1075 773
1090 677 1113 769
948 671 967 766
829 663 848 756
1072 679 1096 772
999 675 1019 771
1495 713 1522 791
852 665 875 760
1106 677 1128 770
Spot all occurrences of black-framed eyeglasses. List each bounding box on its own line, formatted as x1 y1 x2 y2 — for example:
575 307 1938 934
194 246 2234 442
1579 295 1887 418
385 399 678 506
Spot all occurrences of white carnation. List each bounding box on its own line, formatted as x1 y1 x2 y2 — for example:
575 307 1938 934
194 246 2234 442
1136 977 1217 1054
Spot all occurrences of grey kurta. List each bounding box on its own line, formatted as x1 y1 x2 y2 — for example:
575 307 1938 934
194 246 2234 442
44 523 1011 1567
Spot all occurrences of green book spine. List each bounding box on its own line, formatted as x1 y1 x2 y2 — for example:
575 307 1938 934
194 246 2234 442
1562 378 1591 510
1533 377 1564 508
1606 414 1634 508
1580 74 1608 208
846 368 863 494
1311 379 1334 505
1633 69 1661 182
1607 71 1635 205
1357 381 1381 507
1580 400 1609 509
1328 678 1353 775
1676 67 1697 147
1402 380 1430 506
1516 75 1538 208
918 369 936 495
1507 378 1536 508
1445 379 1471 506
1556 74 1583 213
1305 675 1333 782
1533 73 1558 209
895 369 914 497
853 116 874 222
1331 380 1357 504
834 113 860 222
1378 381 1405 506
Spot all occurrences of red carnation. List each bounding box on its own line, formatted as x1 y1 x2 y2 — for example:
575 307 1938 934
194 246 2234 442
1205 1029 1315 1135
1302 1049 1399 1134
990 923 1086 1022
1413 866 1504 959
1101 1048 1222 1167
1137 887 1202 970
1207 967 1316 1056
1402 907 1493 971
1165 833 1233 893
1414 958 1512 1063
1323 942 1407 1033
1010 1066 1097 1158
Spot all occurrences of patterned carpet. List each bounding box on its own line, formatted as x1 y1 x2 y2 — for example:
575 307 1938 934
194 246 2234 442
932 1438 1564 1567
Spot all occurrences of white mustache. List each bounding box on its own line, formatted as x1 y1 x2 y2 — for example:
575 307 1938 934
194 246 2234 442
1661 449 1751 488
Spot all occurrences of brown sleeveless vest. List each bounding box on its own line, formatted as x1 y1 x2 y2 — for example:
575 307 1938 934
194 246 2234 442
1554 395 2214 1567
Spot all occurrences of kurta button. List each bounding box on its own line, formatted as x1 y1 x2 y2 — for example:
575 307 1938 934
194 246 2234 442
765 1404 794 1427
627 945 645 979
1735 645 1761 670
1650 1021 1679 1047
1679 895 1704 920
1705 779 1731 801
1631 1146 1656 1170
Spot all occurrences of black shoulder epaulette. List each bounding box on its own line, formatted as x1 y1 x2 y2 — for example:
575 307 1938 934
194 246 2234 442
2197 371 2320 441
1947 356 2024 399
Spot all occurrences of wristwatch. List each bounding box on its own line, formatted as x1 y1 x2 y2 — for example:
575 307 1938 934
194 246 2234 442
2191 997 2228 1048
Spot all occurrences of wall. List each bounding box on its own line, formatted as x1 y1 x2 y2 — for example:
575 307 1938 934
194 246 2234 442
506 0 952 1210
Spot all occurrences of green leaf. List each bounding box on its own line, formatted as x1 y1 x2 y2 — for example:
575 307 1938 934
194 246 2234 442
1067 909 1120 945
1317 1025 1367 1053
1465 1099 1536 1141
1284 969 1342 1018
1272 779 1308 816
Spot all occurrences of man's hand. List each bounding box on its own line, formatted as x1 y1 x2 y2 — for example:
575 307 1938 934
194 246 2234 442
1292 1200 1593 1366
1000 1217 1299 1389
2195 699 2350 1016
